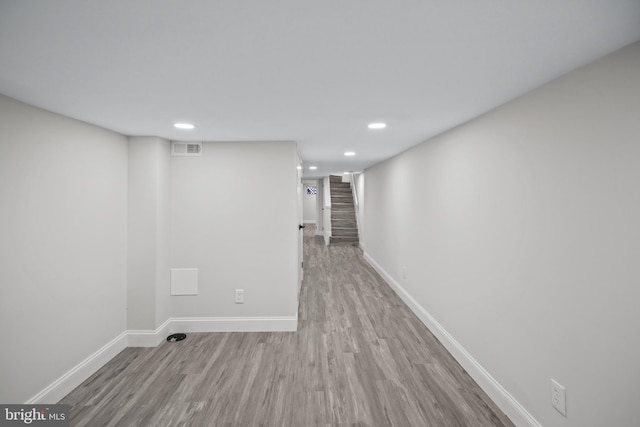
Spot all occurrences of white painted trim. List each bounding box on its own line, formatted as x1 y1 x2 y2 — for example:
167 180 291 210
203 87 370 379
127 318 172 347
128 316 298 346
362 251 541 427
27 315 298 404
170 316 298 332
26 331 128 404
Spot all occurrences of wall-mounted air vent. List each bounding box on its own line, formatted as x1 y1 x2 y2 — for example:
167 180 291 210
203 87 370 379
171 142 202 156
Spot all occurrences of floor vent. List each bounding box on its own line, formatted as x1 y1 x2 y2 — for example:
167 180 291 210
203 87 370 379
172 141 202 156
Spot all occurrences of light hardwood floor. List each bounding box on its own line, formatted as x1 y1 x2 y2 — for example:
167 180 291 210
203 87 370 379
61 226 514 426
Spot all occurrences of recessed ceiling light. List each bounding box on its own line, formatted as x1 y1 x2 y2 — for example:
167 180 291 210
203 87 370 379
368 122 386 129
309 166 318 170
174 123 195 130
344 151 356 156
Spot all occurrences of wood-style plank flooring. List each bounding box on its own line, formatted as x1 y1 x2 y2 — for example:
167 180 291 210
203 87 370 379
61 226 514 426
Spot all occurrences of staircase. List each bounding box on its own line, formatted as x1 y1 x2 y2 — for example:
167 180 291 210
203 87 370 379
329 175 359 245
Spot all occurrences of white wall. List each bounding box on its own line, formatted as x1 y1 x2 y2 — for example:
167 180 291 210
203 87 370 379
315 179 324 236
170 141 299 320
0 97 299 402
0 95 128 403
362 42 640 427
355 173 365 249
127 136 171 330
155 139 171 327
322 176 332 245
303 180 318 224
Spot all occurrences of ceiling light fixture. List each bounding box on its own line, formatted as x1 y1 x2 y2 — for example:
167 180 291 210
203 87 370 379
344 151 356 156
309 166 318 170
368 122 386 129
174 123 195 130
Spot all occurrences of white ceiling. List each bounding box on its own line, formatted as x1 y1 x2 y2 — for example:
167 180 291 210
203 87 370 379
1 1 639 178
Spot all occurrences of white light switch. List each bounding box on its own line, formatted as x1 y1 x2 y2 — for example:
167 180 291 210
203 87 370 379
551 379 566 416
235 289 244 304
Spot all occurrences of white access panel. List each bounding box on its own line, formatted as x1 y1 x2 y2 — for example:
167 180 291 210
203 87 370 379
171 268 198 295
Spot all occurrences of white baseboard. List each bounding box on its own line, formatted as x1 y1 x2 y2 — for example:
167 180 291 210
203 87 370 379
128 316 298 346
28 315 297 404
362 251 541 427
303 220 316 225
26 331 128 404
127 319 172 347
170 316 298 333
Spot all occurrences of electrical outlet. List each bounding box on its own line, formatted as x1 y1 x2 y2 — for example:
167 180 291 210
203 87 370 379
551 379 566 416
235 289 244 304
